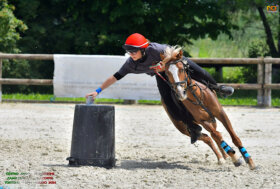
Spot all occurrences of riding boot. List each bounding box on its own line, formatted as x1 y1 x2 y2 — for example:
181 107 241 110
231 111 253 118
208 83 234 97
187 123 202 144
218 85 234 97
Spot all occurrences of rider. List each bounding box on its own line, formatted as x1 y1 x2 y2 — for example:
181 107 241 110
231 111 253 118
85 33 234 144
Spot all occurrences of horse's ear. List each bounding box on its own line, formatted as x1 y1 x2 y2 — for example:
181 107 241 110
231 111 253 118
160 53 165 60
177 50 183 59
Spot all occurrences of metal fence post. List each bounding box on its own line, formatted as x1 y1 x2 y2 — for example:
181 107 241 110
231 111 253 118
257 57 264 106
264 58 272 107
0 58 2 103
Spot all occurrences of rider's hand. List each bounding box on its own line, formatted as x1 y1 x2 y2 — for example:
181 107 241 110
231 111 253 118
85 91 98 100
150 62 164 72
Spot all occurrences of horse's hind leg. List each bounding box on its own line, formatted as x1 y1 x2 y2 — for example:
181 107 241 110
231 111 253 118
201 120 242 167
216 109 256 170
161 99 224 164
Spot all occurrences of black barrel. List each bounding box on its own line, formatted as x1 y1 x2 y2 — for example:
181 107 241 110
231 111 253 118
67 104 115 168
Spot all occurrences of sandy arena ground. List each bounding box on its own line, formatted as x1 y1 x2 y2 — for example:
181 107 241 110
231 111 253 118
0 103 280 189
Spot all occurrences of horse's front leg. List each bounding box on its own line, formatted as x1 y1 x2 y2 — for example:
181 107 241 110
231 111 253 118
216 109 256 170
200 120 243 167
199 133 225 165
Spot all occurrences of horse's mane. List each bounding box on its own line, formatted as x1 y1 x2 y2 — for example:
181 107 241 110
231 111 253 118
163 45 182 63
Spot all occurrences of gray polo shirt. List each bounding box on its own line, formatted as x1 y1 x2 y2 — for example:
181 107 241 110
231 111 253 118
117 42 168 78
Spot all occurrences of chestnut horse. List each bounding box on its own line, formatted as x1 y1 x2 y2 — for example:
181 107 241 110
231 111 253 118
155 46 256 170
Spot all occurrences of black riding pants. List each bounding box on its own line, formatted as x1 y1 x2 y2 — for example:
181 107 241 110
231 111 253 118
156 59 217 127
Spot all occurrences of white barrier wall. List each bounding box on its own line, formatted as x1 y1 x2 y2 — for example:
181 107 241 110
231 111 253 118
53 55 161 100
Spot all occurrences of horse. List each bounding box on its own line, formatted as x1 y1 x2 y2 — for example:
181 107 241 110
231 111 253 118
152 56 229 166
154 46 256 170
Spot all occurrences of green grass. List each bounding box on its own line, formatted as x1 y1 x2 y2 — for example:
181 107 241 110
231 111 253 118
218 90 280 106
137 100 162 105
2 93 280 107
218 97 257 106
2 93 124 104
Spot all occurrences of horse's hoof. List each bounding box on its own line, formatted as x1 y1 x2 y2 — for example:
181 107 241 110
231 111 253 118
250 165 260 170
218 159 225 165
249 163 258 170
247 158 256 170
249 165 257 170
233 158 243 167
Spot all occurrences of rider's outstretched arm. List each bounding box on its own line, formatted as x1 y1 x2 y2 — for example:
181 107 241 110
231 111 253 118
85 75 117 99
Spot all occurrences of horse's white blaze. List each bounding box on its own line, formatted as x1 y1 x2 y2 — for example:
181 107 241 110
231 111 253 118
169 65 179 82
169 65 186 100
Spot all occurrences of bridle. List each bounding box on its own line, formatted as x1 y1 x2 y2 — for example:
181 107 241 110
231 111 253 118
154 58 189 95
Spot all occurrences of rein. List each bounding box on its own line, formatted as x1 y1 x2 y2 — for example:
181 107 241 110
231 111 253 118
153 67 177 94
153 59 216 123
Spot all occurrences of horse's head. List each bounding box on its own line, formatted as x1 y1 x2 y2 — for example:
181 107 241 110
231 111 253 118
160 46 188 101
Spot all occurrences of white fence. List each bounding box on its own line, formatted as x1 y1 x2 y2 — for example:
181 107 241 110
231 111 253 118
53 55 160 100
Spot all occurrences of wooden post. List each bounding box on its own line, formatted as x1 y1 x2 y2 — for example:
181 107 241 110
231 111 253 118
215 66 223 82
264 62 272 107
0 58 2 103
257 58 264 106
123 99 137 104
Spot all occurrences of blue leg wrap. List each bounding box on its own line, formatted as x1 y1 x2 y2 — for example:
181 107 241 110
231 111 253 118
239 147 251 163
221 141 235 154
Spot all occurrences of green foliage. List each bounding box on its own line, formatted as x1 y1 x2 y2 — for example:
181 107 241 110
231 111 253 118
185 35 246 58
187 9 278 85
0 0 27 52
223 67 244 83
0 0 31 93
219 0 280 58
248 39 270 58
186 9 272 58
11 0 234 55
240 39 270 83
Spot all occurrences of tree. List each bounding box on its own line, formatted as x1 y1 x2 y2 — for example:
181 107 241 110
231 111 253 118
256 1 279 57
0 0 27 53
12 0 235 55
219 0 280 57
0 0 31 93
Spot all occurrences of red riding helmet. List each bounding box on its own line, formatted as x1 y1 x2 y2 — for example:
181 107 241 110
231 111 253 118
122 33 149 52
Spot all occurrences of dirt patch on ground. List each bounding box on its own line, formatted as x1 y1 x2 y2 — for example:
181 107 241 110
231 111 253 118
0 103 280 188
